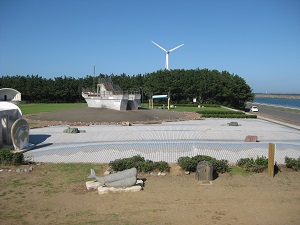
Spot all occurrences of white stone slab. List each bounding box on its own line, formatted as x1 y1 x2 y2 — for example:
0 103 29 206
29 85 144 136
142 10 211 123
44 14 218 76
86 181 102 190
98 185 142 194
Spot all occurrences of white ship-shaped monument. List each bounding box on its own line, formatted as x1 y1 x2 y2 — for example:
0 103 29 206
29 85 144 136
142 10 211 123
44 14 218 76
82 77 141 110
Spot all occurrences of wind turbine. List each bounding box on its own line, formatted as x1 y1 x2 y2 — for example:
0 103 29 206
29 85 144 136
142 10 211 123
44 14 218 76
151 41 184 70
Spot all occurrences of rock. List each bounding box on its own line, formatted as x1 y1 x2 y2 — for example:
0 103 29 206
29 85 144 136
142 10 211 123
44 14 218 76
98 185 142 195
150 172 158 176
185 171 190 175
195 161 213 181
104 170 111 175
245 135 258 142
228 121 239 126
121 121 132 126
16 168 21 173
63 127 80 133
86 181 102 190
136 179 144 185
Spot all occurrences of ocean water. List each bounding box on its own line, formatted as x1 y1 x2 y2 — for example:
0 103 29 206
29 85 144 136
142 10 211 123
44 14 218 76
253 97 300 110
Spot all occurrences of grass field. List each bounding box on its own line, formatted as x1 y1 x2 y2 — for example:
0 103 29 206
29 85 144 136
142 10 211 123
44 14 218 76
140 103 232 113
18 103 232 115
18 103 87 115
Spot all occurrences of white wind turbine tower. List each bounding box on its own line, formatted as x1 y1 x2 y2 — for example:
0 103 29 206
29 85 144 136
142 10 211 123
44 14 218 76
151 41 184 70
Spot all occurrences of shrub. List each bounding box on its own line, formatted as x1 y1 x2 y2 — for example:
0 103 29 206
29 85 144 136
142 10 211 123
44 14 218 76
177 155 230 173
197 110 244 115
109 155 170 173
141 160 155 173
285 156 300 171
236 156 268 173
13 152 24 165
201 114 257 119
178 156 196 172
0 149 24 165
154 161 171 172
0 149 14 165
213 159 231 173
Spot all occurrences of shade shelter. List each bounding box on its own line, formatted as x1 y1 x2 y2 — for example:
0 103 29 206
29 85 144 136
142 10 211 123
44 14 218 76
149 94 170 110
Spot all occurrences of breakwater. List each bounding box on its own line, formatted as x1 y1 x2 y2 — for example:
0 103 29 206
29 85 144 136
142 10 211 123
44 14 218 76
255 94 300 99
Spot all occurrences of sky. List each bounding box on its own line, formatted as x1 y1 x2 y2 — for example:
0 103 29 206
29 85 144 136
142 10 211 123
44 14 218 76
0 0 299 93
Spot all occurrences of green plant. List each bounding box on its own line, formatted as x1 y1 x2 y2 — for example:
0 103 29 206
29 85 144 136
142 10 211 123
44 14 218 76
213 159 231 173
154 161 171 172
236 156 268 173
13 152 24 165
141 160 154 173
285 156 300 171
0 149 14 165
109 155 170 173
177 155 230 173
177 156 196 172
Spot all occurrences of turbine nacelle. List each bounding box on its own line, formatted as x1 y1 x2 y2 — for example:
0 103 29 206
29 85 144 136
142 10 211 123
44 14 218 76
151 41 184 70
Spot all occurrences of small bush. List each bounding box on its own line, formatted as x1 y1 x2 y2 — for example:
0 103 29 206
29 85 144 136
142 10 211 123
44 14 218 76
236 156 268 173
154 161 171 172
285 156 300 171
177 155 230 173
0 149 24 165
13 152 24 165
109 155 170 173
0 149 14 165
201 114 257 119
197 110 244 115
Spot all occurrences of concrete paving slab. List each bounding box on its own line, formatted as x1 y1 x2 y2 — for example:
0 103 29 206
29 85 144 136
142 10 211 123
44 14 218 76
25 118 300 164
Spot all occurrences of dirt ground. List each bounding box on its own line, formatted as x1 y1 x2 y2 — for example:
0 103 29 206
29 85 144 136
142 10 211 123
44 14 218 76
1 108 299 224
25 107 199 128
0 164 299 225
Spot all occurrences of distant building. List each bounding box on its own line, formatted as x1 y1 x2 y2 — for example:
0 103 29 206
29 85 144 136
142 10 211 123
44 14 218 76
0 88 22 103
0 102 23 148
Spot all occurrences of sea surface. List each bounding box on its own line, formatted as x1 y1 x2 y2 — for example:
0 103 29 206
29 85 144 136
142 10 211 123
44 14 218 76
253 95 300 110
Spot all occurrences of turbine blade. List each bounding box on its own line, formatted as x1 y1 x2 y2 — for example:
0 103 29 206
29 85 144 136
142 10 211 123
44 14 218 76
169 44 184 52
151 41 167 52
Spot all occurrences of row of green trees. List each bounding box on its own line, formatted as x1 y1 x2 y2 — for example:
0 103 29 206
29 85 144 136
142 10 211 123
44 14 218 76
0 69 254 109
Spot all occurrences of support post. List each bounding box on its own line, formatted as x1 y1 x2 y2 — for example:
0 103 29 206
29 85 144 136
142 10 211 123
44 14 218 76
268 143 275 177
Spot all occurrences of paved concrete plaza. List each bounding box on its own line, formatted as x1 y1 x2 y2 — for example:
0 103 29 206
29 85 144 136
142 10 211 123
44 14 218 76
26 118 300 164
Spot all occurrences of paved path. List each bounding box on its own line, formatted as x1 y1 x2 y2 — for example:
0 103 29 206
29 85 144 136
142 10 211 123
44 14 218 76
247 103 300 127
26 118 300 164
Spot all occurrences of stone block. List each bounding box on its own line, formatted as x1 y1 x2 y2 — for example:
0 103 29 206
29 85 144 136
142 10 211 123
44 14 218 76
86 181 102 190
98 185 142 194
195 161 213 181
244 135 258 142
121 121 132 126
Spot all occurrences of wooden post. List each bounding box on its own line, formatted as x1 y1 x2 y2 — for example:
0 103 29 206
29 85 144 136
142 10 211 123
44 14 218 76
168 98 170 110
268 143 275 177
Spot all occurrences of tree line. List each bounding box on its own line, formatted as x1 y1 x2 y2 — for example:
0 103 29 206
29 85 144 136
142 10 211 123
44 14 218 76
0 69 254 109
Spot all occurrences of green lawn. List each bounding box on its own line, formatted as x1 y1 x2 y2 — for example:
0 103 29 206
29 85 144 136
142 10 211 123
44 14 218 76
140 103 232 113
18 103 87 115
171 106 231 113
19 102 232 115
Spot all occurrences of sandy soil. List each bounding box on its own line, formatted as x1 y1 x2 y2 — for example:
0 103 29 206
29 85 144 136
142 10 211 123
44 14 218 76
0 164 299 225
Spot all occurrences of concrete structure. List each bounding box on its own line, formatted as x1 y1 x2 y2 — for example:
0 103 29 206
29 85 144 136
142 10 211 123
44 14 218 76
82 78 141 110
0 102 22 148
0 88 21 103
25 118 300 164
